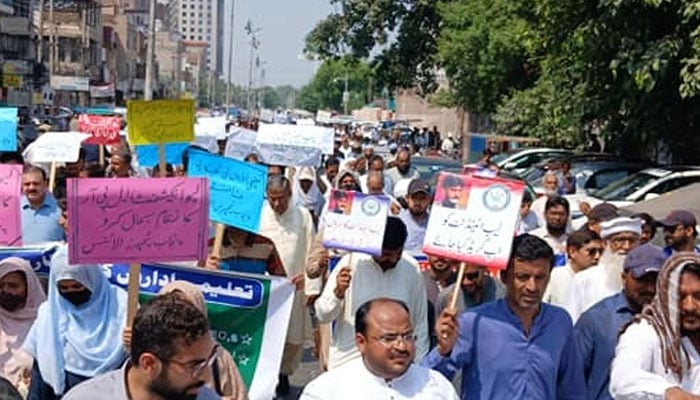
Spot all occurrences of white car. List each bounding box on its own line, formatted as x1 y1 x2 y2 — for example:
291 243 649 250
493 147 574 175
568 166 700 219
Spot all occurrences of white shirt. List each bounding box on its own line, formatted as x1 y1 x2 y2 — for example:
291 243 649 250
543 264 575 307
315 253 429 369
300 358 458 400
530 226 568 255
565 264 620 322
359 173 394 197
611 319 700 398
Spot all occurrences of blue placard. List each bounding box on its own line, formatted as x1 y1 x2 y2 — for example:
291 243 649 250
135 142 190 168
187 150 267 232
105 263 265 308
0 107 18 151
0 243 60 277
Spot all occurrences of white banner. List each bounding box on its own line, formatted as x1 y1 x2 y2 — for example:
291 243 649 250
23 131 90 163
257 123 334 155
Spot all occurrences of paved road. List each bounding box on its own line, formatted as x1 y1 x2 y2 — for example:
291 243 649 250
276 344 322 399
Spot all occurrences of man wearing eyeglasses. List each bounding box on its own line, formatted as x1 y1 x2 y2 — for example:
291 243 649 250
658 210 700 258
436 264 505 315
301 298 458 399
544 229 603 307
566 217 643 322
63 292 221 400
573 243 663 400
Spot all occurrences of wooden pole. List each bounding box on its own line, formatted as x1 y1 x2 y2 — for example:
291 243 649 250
98 145 105 167
158 143 167 177
48 161 57 193
211 223 225 258
449 262 467 310
126 263 141 324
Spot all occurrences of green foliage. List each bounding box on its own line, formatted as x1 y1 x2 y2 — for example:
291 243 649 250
295 58 374 112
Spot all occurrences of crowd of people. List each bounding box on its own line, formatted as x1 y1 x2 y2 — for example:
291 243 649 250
0 119 699 400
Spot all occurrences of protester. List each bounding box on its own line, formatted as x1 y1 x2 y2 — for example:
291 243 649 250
159 282 246 400
301 298 458 399
633 212 657 244
516 190 540 234
63 292 220 400
557 160 576 195
151 163 175 177
317 157 340 195
566 216 642 321
531 196 571 264
0 258 45 389
543 229 603 307
23 245 128 399
424 234 585 399
531 171 559 225
579 203 619 235
205 225 286 276
292 167 326 227
315 217 429 369
658 209 700 257
21 166 65 244
385 149 419 192
258 176 315 396
363 170 385 195
107 149 136 178
610 253 700 398
360 155 393 195
398 179 431 252
332 169 362 194
437 264 506 315
422 256 458 348
574 243 664 400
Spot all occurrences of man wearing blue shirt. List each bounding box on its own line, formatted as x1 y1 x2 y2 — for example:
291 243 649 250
574 243 663 400
658 209 700 257
20 166 65 244
423 234 586 399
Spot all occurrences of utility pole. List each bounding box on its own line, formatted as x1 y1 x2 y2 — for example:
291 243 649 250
48 0 54 75
143 0 156 100
225 0 235 111
244 19 260 116
37 0 44 65
342 72 349 115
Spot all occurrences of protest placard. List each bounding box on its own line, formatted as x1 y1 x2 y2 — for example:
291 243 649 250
0 165 22 246
0 243 59 276
77 114 122 145
422 172 525 270
127 99 195 145
321 190 390 256
135 142 190 168
195 116 228 139
67 177 210 264
257 123 334 155
23 131 90 163
0 107 17 151
224 127 323 167
187 150 267 233
103 262 294 400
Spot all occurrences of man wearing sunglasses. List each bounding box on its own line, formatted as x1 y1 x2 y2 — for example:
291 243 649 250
658 210 700 258
63 292 220 400
544 229 603 307
436 264 505 315
301 298 458 399
574 243 663 400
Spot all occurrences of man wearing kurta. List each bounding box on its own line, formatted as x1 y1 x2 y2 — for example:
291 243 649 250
259 175 316 397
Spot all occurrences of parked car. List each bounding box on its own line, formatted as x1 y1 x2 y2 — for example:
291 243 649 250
568 166 700 219
411 156 463 183
492 147 575 175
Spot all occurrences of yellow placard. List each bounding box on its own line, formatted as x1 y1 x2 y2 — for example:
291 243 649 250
3 74 22 88
126 99 195 145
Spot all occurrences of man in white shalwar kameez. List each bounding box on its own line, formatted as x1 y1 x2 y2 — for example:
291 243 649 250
259 175 317 396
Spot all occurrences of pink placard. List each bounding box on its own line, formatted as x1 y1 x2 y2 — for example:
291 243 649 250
0 164 22 246
67 177 210 264
78 114 122 145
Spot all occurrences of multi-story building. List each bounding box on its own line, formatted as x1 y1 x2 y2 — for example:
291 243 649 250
164 0 222 77
0 0 36 107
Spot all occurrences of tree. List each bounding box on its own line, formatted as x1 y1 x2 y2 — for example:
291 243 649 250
305 0 443 93
296 58 374 112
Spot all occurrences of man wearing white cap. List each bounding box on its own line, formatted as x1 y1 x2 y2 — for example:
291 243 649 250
565 217 642 322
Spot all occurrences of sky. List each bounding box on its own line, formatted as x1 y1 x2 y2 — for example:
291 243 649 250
221 0 332 89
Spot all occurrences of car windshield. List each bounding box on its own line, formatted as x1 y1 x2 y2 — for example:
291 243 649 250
592 172 660 201
491 150 521 164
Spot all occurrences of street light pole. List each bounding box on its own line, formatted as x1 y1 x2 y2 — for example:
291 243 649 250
143 0 156 100
342 72 349 115
225 0 235 113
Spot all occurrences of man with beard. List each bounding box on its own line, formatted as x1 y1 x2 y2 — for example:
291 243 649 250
531 171 560 227
439 175 464 209
317 157 340 195
611 253 700 398
301 298 458 399
315 217 429 369
544 229 603 307
423 256 459 348
437 264 505 314
531 196 571 266
63 292 220 400
20 166 65 244
658 209 700 257
566 217 642 322
385 149 419 190
399 180 431 251
574 243 663 400
423 234 586 399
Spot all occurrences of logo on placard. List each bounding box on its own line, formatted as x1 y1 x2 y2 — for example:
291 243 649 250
360 197 381 216
482 184 510 211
